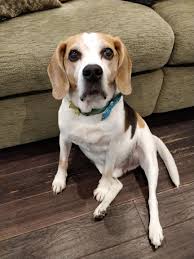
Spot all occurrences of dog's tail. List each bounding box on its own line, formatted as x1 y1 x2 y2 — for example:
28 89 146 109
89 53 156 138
153 135 180 187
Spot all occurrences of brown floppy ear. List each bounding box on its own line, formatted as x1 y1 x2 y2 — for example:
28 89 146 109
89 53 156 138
47 42 69 100
114 37 132 95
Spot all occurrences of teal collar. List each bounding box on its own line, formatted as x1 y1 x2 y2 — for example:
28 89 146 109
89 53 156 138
69 93 122 120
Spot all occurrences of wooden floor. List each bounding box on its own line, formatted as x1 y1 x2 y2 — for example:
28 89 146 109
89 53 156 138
0 108 194 259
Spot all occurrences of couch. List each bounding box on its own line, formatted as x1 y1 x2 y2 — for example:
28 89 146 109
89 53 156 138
0 0 194 149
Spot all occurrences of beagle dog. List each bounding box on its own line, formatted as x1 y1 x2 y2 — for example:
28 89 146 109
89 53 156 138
47 32 180 248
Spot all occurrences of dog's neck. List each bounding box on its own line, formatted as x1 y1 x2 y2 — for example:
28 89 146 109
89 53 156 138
68 93 122 121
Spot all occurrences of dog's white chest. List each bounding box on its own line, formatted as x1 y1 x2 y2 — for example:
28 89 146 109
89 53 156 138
69 121 116 165
59 98 125 166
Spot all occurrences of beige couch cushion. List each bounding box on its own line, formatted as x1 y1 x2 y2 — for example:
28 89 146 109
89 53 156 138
154 67 194 113
0 93 60 149
125 69 163 116
154 0 194 65
0 0 174 97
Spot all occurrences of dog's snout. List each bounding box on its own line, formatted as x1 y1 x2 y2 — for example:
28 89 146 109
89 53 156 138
83 64 103 81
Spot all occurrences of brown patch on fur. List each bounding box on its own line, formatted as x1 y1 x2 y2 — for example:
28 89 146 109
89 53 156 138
64 59 77 90
48 34 84 99
98 33 116 50
64 34 84 90
59 160 68 170
98 33 132 95
136 113 145 128
47 42 70 100
98 33 119 85
114 37 132 95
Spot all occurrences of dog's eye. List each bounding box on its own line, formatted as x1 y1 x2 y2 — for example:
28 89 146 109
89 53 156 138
69 49 81 62
102 48 114 60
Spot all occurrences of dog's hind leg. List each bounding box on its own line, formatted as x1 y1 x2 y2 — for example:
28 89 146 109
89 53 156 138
139 133 164 248
93 177 123 220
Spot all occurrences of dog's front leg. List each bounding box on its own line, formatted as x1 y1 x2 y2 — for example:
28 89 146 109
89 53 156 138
93 176 123 220
52 134 72 194
93 143 123 219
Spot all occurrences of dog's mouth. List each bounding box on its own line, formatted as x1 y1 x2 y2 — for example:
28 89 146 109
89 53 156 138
80 82 107 102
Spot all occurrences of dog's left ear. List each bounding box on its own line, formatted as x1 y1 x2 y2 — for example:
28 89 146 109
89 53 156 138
114 37 132 95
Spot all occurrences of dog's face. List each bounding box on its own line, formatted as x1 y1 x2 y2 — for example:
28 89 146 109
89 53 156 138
48 33 132 112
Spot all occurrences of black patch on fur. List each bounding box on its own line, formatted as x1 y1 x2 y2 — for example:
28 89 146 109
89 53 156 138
124 102 137 138
123 0 156 7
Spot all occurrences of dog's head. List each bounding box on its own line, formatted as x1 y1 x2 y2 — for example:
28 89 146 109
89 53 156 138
48 32 132 112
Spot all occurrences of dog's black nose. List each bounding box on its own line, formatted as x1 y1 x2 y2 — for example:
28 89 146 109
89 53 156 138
83 64 103 81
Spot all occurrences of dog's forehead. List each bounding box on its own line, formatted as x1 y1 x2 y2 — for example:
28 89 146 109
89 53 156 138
66 33 114 52
81 33 103 50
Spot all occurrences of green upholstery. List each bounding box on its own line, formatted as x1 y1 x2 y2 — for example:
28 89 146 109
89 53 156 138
0 0 193 148
155 67 194 112
154 0 194 65
125 69 163 117
0 93 60 148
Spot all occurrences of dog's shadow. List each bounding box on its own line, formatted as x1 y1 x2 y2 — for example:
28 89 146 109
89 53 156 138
68 145 100 200
69 145 149 201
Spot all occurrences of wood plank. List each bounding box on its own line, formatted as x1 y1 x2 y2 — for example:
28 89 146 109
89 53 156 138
0 163 56 204
86 219 194 259
0 202 145 259
0 138 59 176
0 175 98 241
134 182 194 229
84 235 152 259
0 169 142 241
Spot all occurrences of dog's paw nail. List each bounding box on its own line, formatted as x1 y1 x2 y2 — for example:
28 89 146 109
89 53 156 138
93 187 108 202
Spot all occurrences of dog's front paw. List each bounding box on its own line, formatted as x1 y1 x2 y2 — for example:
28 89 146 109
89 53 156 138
93 203 107 220
52 172 66 194
93 177 111 202
149 222 164 248
93 186 109 202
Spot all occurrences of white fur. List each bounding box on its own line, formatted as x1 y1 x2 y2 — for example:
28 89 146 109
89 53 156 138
51 33 180 248
69 33 115 113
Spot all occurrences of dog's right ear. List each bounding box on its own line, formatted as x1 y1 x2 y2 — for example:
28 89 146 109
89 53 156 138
47 42 69 100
